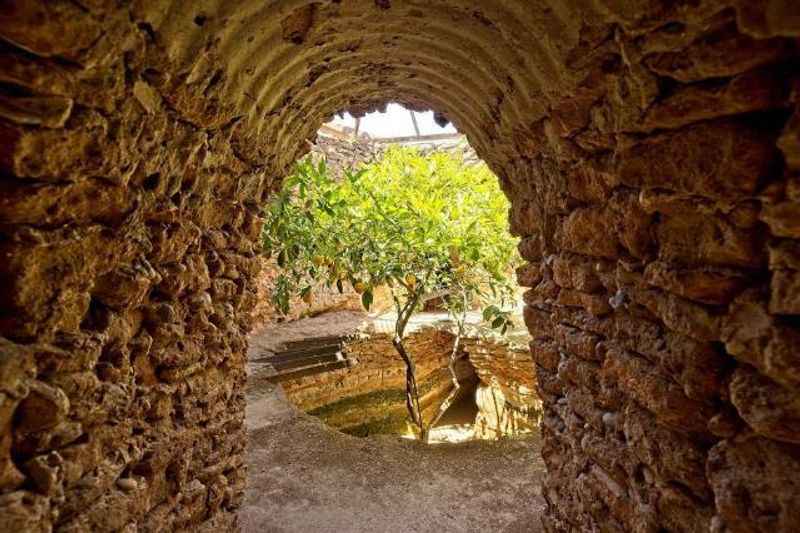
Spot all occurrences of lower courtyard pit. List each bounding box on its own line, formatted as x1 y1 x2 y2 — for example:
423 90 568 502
248 309 542 444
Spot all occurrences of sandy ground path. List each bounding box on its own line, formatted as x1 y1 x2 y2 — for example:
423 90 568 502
239 382 546 533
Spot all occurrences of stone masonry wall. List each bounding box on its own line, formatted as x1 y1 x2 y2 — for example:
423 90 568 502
512 10 800 530
1 2 799 532
250 255 362 329
0 5 266 531
465 337 540 418
310 133 385 176
465 337 542 439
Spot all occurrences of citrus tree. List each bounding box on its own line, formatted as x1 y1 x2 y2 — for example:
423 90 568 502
262 146 520 440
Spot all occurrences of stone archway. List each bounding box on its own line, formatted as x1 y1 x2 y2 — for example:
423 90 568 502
1 1 799 531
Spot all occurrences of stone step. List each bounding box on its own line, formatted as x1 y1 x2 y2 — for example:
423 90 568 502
268 359 349 383
271 351 342 372
280 334 350 353
267 342 342 363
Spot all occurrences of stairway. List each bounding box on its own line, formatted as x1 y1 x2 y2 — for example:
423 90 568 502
250 333 354 386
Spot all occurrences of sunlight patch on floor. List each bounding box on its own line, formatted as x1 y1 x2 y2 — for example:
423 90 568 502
425 423 476 444
399 423 475 444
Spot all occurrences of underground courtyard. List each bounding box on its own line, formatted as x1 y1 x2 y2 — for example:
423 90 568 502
1 1 800 532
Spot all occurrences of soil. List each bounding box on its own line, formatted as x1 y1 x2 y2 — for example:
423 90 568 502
240 383 547 533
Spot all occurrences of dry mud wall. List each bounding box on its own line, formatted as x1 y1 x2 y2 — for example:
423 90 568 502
0 1 799 532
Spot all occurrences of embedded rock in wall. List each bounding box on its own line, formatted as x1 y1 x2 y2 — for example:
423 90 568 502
1 1 799 532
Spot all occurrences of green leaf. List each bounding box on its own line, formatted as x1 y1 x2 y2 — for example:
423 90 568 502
492 317 505 329
264 144 521 338
483 305 499 321
361 289 373 311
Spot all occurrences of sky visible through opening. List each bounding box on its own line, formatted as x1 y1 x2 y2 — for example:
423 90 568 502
326 103 459 139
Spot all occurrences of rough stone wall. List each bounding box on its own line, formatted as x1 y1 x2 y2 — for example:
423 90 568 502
310 133 384 176
250 255 362 329
274 326 535 438
404 139 481 166
465 337 541 417
464 337 542 439
0 4 267 531
512 10 800 531
1 1 799 532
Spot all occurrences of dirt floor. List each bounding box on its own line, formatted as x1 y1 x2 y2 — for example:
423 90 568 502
240 382 547 533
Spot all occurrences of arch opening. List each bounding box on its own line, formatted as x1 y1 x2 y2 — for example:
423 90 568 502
249 107 541 447
0 2 799 533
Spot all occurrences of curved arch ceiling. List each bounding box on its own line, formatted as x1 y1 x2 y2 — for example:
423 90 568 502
132 0 773 175
131 0 607 173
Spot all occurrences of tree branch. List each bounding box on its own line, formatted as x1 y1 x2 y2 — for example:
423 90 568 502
392 287 425 439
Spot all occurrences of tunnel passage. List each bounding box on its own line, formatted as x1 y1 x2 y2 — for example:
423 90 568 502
1 1 799 532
